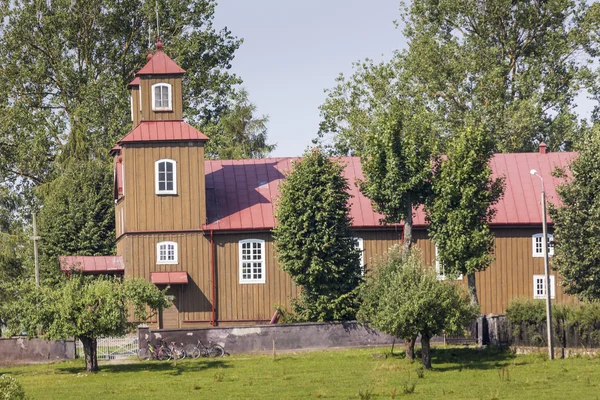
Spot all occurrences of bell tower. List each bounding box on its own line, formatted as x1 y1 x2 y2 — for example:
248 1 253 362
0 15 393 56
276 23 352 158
128 39 186 126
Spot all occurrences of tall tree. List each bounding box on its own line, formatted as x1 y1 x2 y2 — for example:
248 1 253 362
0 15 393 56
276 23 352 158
402 0 599 153
359 98 435 251
0 275 170 372
550 124 600 301
203 88 276 159
426 122 504 304
0 0 243 263
316 58 408 156
273 148 362 321
358 246 479 369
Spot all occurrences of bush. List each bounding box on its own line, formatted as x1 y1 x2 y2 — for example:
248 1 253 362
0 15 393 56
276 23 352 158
0 374 26 400
506 298 600 347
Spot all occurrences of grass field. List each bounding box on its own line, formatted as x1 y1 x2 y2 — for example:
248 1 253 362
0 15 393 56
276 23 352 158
1 346 599 399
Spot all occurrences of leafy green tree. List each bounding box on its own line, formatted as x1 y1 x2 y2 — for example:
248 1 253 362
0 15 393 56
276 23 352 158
204 88 276 159
426 123 504 304
550 124 600 301
273 148 362 321
359 99 435 251
358 246 479 369
37 159 116 279
1 275 170 372
0 0 243 263
316 57 409 156
402 0 599 153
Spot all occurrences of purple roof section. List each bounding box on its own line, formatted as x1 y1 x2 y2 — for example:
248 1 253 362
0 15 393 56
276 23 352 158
203 152 576 231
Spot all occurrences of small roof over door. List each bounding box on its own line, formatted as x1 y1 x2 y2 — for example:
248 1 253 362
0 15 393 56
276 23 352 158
151 271 189 285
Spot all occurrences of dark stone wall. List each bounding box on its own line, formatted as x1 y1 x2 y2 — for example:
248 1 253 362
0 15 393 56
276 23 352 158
139 322 400 354
0 338 75 365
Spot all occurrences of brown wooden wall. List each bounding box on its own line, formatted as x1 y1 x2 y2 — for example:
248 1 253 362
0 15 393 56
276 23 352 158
140 77 183 121
212 232 300 324
131 87 141 127
116 226 573 329
118 232 213 329
357 228 573 315
121 142 206 232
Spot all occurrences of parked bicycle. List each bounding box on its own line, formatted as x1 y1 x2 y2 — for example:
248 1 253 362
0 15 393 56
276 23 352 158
185 339 225 358
165 340 187 360
137 341 170 361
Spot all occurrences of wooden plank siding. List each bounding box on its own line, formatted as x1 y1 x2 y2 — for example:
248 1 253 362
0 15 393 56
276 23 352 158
139 77 183 121
121 142 206 233
131 87 141 127
116 225 573 327
117 232 213 328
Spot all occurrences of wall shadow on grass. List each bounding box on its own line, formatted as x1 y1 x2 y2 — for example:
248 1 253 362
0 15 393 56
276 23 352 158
430 347 516 372
56 359 232 375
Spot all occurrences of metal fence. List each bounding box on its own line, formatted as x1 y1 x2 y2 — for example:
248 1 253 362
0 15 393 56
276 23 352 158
75 336 138 360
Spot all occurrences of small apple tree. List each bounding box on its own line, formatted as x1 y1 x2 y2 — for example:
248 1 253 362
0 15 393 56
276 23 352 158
1 275 170 372
358 246 478 368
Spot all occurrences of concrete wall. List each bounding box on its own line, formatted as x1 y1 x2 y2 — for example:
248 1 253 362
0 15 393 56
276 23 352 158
0 338 75 365
139 322 399 354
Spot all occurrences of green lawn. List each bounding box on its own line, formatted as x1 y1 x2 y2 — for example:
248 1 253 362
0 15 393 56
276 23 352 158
1 347 599 399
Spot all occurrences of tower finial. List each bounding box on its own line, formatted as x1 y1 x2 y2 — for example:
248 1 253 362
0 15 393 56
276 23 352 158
156 37 163 51
155 0 160 43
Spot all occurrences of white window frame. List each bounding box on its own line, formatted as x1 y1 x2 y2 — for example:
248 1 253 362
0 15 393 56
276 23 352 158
239 239 265 284
122 162 125 196
151 83 172 111
435 244 463 281
139 87 142 111
130 94 134 121
354 237 365 275
533 274 555 299
157 241 178 265
532 233 554 257
155 159 177 195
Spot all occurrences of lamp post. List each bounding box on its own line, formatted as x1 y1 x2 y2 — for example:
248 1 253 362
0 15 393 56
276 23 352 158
530 169 554 360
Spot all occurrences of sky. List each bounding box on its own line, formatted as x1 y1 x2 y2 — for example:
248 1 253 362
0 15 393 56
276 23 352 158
213 1 596 158
213 0 407 157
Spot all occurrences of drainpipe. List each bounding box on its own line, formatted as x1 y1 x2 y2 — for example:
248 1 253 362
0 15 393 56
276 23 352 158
211 229 216 326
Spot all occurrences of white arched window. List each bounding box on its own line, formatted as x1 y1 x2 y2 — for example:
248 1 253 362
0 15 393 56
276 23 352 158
532 233 554 257
157 241 178 264
155 159 177 195
152 83 172 111
239 239 265 284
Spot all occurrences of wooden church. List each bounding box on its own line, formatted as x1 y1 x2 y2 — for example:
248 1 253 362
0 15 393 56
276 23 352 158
61 41 576 329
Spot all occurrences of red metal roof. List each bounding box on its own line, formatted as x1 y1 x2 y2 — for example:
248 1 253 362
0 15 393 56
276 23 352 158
118 121 209 144
59 256 124 273
203 152 576 231
128 77 140 87
136 49 185 76
151 271 189 285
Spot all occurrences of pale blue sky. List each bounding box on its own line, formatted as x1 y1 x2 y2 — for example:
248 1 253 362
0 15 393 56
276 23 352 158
213 0 406 157
213 1 595 158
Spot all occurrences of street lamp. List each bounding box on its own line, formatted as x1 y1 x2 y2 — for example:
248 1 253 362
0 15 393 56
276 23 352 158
530 169 554 360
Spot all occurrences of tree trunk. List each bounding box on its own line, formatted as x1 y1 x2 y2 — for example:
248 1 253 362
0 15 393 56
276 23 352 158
402 201 413 253
421 334 432 369
404 336 417 360
81 336 99 372
467 273 479 306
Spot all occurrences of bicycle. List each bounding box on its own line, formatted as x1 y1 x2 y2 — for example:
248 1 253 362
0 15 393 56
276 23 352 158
185 339 225 358
166 340 187 360
137 341 170 361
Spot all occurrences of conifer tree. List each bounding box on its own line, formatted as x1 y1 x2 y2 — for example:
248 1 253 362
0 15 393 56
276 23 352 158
273 148 362 321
